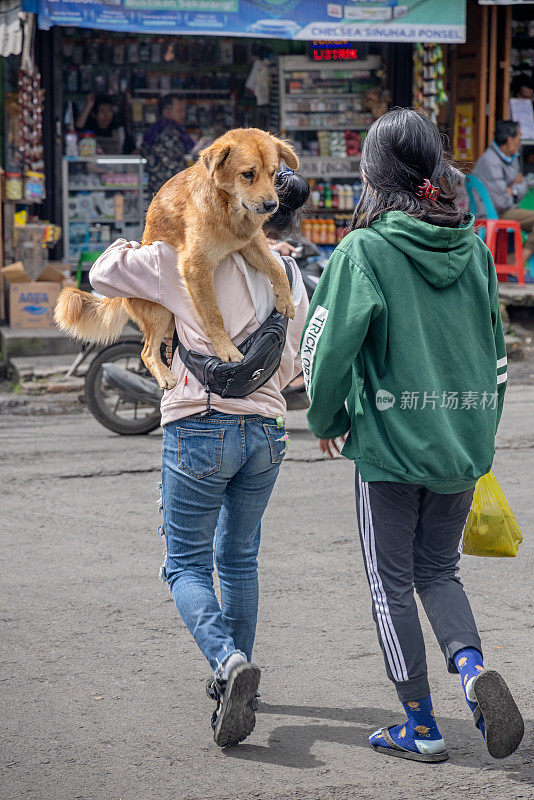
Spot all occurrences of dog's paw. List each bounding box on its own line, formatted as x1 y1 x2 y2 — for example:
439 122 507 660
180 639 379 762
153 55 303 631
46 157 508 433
275 294 295 320
215 342 244 363
157 368 178 390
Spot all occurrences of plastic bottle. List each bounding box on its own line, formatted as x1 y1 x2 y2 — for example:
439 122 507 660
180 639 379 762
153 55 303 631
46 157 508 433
327 219 337 244
301 218 312 241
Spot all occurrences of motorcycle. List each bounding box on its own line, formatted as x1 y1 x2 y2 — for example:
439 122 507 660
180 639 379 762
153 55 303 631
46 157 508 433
74 241 327 434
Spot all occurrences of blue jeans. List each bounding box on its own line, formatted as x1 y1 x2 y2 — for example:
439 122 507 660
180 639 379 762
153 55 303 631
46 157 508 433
161 413 286 674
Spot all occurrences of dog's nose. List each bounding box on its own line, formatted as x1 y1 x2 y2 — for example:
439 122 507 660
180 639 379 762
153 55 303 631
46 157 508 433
263 200 278 212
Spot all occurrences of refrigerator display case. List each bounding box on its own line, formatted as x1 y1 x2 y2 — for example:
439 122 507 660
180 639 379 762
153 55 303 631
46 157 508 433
62 155 146 266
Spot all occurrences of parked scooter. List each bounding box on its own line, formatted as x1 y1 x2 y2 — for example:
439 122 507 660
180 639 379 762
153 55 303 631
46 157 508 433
67 337 162 435
73 240 327 434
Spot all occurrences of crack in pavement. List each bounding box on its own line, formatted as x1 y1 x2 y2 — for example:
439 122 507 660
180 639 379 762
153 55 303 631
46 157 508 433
4 456 346 483
5 442 534 483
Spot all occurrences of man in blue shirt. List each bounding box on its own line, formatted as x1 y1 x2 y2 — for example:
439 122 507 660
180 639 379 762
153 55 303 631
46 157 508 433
473 120 533 264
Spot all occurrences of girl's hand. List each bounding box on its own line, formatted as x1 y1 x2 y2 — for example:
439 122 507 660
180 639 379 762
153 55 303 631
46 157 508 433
266 238 298 257
164 337 173 366
318 435 347 459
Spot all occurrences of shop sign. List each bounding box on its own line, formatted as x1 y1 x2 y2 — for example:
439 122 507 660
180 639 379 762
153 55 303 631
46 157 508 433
308 41 370 61
35 0 467 43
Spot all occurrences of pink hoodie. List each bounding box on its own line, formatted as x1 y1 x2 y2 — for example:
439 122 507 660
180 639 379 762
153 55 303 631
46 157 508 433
89 239 308 426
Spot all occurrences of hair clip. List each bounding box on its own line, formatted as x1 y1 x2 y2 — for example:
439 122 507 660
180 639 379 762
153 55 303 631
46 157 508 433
276 168 295 178
417 178 440 202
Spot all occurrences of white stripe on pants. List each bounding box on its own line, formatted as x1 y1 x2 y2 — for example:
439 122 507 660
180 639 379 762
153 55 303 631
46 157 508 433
358 474 409 683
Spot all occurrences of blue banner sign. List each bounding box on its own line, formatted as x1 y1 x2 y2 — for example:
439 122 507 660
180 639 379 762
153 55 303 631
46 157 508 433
36 0 466 43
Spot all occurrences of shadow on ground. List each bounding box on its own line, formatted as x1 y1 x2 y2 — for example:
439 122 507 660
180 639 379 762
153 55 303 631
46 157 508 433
223 701 534 786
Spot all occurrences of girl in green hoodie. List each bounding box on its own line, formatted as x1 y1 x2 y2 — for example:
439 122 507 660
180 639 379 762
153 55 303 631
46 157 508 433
303 109 523 762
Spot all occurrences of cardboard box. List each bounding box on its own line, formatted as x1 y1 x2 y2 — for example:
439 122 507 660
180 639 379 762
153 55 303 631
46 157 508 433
9 281 62 329
0 261 69 330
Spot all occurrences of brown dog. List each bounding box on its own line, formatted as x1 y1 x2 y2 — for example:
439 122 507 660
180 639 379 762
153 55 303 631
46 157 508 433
55 128 299 389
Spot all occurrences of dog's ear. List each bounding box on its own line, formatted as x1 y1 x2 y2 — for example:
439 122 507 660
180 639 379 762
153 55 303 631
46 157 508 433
201 143 231 177
276 139 299 171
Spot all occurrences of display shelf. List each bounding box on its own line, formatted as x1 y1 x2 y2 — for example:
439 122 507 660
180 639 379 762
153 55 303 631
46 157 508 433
69 217 141 223
62 155 146 265
298 156 361 178
279 55 381 169
286 92 362 99
134 88 231 96
307 208 353 215
68 185 141 191
285 126 368 132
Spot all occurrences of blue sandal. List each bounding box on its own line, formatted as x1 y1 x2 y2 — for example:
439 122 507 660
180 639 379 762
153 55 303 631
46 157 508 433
370 726 449 763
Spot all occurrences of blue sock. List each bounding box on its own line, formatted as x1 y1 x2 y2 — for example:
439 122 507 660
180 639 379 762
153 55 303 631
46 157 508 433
454 647 486 737
370 695 446 755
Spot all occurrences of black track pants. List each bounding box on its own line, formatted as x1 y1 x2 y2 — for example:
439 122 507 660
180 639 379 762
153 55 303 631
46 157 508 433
355 468 481 701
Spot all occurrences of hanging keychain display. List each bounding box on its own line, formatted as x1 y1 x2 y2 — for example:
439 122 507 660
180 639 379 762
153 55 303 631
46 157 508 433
413 44 447 126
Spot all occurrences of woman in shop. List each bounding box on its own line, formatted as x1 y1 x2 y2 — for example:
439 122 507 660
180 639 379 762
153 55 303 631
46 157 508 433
141 93 209 196
303 108 524 762
88 169 310 748
75 93 133 155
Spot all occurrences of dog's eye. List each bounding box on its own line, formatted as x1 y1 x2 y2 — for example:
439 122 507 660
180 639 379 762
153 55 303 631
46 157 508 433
242 171 254 181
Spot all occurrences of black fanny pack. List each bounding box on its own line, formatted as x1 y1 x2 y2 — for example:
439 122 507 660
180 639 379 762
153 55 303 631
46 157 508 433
172 258 294 405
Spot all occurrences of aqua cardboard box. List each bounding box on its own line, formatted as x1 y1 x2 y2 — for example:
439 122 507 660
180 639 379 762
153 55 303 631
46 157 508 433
1 261 68 329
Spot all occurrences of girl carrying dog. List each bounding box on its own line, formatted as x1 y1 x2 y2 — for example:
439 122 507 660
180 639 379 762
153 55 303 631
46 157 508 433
303 109 524 762
89 170 309 748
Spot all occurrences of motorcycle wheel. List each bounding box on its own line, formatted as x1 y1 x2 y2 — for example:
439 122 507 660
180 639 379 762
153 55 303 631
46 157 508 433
85 340 162 435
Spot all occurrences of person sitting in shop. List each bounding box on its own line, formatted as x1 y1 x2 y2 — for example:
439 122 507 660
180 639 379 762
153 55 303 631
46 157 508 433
512 74 533 102
141 94 204 197
472 119 533 264
75 93 133 155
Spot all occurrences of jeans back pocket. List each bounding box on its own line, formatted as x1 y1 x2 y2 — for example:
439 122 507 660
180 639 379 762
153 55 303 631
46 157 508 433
263 423 287 465
176 426 225 478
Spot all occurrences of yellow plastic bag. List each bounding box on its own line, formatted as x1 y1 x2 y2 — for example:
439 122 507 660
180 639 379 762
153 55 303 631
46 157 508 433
462 472 523 557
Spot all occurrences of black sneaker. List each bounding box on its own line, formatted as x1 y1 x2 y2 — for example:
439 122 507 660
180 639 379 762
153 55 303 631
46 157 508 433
207 676 260 711
209 662 261 747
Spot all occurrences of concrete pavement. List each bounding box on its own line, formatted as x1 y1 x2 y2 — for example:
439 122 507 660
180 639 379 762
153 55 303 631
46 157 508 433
1 386 533 800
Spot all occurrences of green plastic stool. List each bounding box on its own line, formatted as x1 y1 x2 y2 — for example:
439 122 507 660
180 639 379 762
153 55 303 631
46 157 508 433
76 250 105 288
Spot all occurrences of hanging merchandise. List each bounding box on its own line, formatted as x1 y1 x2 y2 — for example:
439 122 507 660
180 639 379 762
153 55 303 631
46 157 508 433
245 58 271 106
17 14 45 198
0 1 24 58
413 44 448 125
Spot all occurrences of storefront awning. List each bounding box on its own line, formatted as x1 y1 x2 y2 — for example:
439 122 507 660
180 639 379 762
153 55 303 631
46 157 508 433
31 0 466 43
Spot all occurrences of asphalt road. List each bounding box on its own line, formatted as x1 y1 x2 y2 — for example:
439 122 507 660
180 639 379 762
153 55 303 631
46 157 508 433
1 385 533 800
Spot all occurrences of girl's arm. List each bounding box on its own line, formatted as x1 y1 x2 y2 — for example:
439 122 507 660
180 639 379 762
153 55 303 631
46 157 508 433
302 248 384 440
76 94 95 130
287 276 309 381
89 238 175 305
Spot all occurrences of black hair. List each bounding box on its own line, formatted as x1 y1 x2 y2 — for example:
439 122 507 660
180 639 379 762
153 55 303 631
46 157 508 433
264 170 310 239
351 108 464 231
159 93 184 116
512 74 533 96
494 119 519 146
94 94 114 110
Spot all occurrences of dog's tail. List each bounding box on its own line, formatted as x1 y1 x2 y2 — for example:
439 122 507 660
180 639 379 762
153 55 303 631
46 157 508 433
54 288 129 344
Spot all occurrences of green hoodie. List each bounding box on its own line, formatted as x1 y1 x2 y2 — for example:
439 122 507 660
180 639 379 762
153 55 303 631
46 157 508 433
302 211 507 494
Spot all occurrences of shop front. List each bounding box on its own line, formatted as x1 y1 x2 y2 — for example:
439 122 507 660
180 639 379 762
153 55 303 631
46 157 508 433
1 0 467 316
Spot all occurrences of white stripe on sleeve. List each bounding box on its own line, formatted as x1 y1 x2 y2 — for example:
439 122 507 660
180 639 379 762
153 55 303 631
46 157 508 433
301 305 329 395
496 356 507 369
497 372 507 385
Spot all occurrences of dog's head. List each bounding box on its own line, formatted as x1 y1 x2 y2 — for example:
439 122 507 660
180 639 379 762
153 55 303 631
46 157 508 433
200 128 299 216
